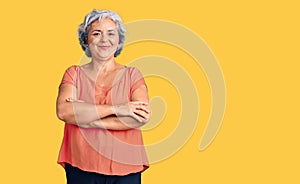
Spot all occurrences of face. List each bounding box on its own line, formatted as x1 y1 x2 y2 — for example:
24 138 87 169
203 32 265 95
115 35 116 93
87 18 119 60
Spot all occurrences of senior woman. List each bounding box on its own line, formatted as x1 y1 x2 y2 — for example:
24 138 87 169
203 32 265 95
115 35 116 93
56 9 151 184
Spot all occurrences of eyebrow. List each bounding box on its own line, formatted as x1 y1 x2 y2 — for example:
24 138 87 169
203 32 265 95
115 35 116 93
91 29 116 32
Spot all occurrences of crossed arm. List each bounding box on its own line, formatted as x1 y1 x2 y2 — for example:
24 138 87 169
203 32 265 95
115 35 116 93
56 83 151 130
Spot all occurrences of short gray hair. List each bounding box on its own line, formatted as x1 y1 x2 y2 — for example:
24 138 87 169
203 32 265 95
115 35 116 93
78 9 126 57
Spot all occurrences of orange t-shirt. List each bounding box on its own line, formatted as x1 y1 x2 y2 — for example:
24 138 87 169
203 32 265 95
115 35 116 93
57 65 149 175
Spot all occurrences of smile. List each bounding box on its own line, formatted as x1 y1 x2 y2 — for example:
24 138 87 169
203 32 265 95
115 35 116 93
98 46 111 49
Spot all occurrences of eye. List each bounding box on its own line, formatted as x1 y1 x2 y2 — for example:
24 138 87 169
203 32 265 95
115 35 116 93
108 33 115 36
92 32 101 36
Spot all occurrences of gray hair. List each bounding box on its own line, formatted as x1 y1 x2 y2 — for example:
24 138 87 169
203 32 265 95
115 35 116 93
78 9 126 57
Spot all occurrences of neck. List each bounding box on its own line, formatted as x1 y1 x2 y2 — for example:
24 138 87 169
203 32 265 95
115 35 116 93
90 55 117 72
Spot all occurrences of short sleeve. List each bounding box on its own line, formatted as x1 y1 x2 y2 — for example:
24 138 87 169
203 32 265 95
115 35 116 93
129 67 147 94
59 65 78 87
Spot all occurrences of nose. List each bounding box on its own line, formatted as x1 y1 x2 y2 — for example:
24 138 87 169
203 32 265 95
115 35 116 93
100 33 108 42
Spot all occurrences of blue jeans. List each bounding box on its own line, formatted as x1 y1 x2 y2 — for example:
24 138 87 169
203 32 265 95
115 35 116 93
65 163 141 184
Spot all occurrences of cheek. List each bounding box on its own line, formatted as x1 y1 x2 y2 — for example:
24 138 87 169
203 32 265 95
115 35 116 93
87 37 100 45
110 36 119 45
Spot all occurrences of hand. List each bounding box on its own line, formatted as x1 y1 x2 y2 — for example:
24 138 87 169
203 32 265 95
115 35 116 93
66 98 85 103
114 101 150 123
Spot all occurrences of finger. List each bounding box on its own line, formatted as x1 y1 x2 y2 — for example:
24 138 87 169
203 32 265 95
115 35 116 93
133 109 150 120
131 109 148 122
75 99 85 103
135 113 149 123
135 104 150 113
131 113 144 123
66 98 85 103
66 98 74 102
130 101 149 106
128 103 148 113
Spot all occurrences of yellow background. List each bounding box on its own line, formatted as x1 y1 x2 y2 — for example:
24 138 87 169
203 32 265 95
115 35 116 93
1 0 299 183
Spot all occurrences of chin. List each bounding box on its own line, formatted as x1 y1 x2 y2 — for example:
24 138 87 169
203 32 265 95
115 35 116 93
91 49 117 60
97 54 114 60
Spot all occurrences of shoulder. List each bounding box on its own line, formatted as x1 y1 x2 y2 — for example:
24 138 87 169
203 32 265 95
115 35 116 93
63 65 80 76
125 66 146 87
61 65 80 80
126 66 143 76
65 65 80 72
59 65 80 86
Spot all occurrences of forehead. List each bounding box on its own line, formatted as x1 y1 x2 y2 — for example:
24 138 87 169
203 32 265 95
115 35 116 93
90 18 117 31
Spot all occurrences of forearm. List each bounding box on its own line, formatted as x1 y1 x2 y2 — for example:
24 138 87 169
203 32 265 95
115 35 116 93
57 101 114 125
57 83 150 127
78 115 147 130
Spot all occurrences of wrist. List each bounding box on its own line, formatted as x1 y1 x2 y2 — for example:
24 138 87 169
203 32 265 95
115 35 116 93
95 104 115 118
112 104 122 116
110 104 116 115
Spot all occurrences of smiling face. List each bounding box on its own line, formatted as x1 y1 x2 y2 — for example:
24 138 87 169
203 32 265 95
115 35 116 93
87 18 119 61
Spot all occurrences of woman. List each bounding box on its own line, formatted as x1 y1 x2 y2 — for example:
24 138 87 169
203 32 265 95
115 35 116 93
56 9 151 184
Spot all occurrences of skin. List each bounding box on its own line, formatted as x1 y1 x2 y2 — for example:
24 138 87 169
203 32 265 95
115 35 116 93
56 18 151 130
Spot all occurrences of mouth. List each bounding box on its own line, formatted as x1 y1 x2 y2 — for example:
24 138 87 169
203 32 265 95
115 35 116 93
98 45 111 50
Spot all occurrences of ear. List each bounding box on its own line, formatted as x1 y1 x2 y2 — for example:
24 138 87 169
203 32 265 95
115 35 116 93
84 36 88 45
